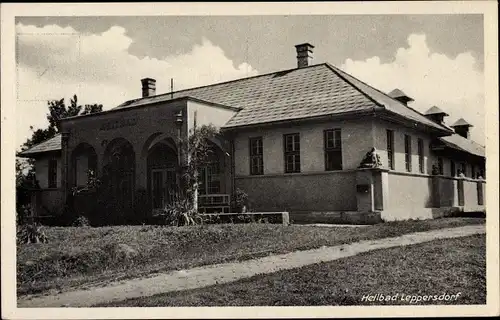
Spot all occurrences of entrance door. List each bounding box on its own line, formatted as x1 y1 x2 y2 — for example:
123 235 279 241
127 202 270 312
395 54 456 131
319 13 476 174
151 168 177 215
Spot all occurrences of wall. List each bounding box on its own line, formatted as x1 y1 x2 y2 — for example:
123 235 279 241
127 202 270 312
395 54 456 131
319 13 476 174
235 171 357 212
373 118 433 174
187 100 238 132
62 99 188 190
433 156 485 178
384 171 433 220
33 189 64 216
34 154 62 189
438 176 458 207
233 117 375 176
463 179 479 208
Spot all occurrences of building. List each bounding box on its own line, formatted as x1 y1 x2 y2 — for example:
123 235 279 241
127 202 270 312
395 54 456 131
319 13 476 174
18 43 486 224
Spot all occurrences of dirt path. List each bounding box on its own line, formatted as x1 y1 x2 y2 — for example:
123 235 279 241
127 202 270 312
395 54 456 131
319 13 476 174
18 224 485 308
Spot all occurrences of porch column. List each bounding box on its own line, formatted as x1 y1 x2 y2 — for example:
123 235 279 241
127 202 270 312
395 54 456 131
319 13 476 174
457 174 465 206
378 169 390 210
432 175 442 207
356 168 389 212
451 178 459 207
477 177 485 206
60 131 70 202
356 169 375 212
136 159 147 190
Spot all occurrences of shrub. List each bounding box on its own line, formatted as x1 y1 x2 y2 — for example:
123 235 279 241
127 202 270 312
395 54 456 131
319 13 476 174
17 222 48 244
232 188 249 213
72 215 91 227
159 194 202 226
16 204 34 226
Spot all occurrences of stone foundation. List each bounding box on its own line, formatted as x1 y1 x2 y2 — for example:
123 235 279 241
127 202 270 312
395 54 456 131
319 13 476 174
290 211 383 225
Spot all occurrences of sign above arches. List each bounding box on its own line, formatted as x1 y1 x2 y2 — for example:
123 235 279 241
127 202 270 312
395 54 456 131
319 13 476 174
99 118 137 131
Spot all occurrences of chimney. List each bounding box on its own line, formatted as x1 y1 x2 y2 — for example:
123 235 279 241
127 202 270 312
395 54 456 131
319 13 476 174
141 78 156 98
295 43 314 68
388 88 414 106
424 106 449 125
451 118 473 139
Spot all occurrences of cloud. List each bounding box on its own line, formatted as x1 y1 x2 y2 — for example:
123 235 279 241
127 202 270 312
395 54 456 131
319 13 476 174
15 23 259 149
341 33 484 145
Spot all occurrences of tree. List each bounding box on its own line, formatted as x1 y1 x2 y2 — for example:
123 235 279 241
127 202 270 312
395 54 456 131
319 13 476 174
46 94 103 133
162 124 220 226
21 94 103 152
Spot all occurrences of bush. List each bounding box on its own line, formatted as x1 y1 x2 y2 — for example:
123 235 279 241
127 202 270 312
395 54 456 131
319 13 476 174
159 195 202 226
231 188 249 213
17 222 48 244
16 204 33 226
72 215 91 227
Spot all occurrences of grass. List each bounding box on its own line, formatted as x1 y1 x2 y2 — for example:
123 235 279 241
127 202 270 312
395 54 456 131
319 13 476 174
17 217 484 297
101 234 486 307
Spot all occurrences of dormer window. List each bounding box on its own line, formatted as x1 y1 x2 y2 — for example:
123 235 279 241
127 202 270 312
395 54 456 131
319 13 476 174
388 88 414 106
424 106 449 124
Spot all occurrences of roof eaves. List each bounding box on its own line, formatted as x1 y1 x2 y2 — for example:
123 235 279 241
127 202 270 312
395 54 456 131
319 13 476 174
17 134 62 156
222 109 376 130
377 109 454 135
438 138 485 158
17 149 61 158
61 96 242 124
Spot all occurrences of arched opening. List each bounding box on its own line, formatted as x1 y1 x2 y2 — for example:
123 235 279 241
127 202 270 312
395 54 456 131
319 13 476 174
102 138 136 223
71 143 98 187
146 136 178 215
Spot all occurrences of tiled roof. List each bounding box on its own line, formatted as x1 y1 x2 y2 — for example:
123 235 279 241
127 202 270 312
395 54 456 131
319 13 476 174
23 63 462 157
326 64 449 131
439 134 485 158
452 118 472 127
425 106 449 116
115 63 450 131
115 64 375 127
18 134 61 156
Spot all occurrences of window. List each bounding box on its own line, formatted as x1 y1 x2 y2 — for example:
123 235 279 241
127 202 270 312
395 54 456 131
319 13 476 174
437 157 444 175
471 165 476 179
386 130 395 170
417 138 424 173
450 161 456 176
284 133 300 173
404 135 412 172
249 137 264 175
48 159 58 188
479 169 485 179
460 162 467 177
199 162 221 194
324 129 342 171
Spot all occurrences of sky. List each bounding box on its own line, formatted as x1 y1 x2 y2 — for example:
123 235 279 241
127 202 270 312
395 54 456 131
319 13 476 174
15 15 485 149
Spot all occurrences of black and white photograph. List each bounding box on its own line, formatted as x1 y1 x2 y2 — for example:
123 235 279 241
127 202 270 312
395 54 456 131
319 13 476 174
1 1 498 319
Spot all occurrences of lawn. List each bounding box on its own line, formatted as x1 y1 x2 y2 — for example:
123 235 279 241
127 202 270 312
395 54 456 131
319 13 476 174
17 217 484 297
101 234 486 307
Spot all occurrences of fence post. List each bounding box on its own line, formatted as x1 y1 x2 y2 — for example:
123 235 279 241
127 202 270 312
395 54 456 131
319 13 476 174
281 212 290 226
